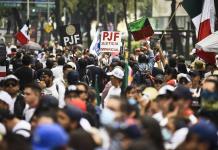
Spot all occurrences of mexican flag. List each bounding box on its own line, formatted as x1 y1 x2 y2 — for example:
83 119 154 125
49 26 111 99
15 20 30 45
182 0 216 64
128 17 154 41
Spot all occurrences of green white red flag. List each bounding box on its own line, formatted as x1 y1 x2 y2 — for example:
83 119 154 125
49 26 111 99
182 0 216 64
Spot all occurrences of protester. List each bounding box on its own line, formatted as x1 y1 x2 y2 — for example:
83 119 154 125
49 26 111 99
2 25 218 150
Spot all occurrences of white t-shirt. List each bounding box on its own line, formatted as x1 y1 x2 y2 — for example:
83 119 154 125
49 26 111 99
104 86 121 106
23 105 35 122
42 82 66 108
51 65 63 79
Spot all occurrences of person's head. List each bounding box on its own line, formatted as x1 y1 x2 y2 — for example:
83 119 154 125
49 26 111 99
63 64 73 78
172 86 192 115
189 71 201 89
138 54 148 64
88 88 97 105
124 85 137 100
22 55 32 66
168 57 177 68
0 91 13 112
67 71 80 85
40 69 54 87
57 105 83 132
32 124 69 150
140 116 164 150
46 59 54 69
182 119 218 150
76 82 89 101
101 96 127 126
157 85 175 114
154 74 164 90
57 57 65 66
31 108 57 131
202 78 218 92
24 83 41 108
177 73 192 88
164 67 177 82
3 75 20 97
107 67 124 87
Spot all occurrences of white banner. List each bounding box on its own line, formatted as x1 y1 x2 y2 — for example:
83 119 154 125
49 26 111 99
100 31 122 53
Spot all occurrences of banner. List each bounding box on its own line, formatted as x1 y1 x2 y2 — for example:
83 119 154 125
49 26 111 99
100 31 122 53
60 24 82 46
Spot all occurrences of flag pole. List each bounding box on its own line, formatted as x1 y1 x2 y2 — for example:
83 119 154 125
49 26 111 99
27 0 30 20
160 3 182 42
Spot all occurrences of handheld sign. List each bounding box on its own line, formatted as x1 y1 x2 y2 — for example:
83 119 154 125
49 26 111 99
60 24 82 46
100 31 122 53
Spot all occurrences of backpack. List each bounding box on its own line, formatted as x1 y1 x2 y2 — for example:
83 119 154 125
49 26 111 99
82 67 93 86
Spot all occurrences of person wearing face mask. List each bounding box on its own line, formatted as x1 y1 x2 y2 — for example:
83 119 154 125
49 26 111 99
99 96 128 150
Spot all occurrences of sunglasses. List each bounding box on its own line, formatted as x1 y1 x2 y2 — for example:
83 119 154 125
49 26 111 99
155 80 163 84
5 82 17 87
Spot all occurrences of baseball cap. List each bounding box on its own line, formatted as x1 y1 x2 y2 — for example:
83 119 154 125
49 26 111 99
32 124 69 150
67 62 77 70
189 119 218 148
142 87 158 101
39 95 59 109
41 69 53 77
4 74 19 82
67 71 79 85
63 105 83 121
107 67 124 79
173 86 193 100
68 99 87 112
158 85 175 96
177 73 191 82
0 91 13 109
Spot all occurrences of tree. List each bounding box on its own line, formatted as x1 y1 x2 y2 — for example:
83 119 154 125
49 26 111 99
170 0 183 55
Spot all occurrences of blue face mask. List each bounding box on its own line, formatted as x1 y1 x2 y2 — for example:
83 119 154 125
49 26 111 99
162 128 172 141
128 98 137 105
100 108 116 126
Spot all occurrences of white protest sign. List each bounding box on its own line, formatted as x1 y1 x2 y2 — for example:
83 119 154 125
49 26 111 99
100 31 122 53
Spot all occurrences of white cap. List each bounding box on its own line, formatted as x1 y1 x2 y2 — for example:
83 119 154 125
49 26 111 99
158 85 175 95
67 62 77 70
4 74 19 81
0 91 13 112
107 67 124 79
177 73 191 82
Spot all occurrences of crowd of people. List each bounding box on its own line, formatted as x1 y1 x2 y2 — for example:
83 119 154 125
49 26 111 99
0 39 218 150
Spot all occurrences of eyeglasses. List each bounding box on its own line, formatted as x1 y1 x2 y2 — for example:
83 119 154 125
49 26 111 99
155 80 163 84
5 82 17 87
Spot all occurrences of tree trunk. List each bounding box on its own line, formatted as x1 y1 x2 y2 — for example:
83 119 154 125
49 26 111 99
170 0 183 55
122 0 131 53
54 0 61 41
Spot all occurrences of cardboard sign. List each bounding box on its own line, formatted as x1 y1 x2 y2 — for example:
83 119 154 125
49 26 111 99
100 31 122 52
60 24 82 46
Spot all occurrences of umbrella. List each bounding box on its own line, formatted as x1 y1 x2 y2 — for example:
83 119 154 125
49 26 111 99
22 41 42 51
195 31 218 53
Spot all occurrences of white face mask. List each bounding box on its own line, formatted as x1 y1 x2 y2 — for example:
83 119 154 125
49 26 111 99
100 108 116 126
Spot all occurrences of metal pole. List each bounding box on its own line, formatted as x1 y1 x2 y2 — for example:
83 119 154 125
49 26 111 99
27 0 29 19
47 0 50 20
134 0 137 21
97 0 100 25
64 7 66 25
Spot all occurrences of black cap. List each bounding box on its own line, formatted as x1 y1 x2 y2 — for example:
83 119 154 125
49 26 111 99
67 71 79 85
173 85 192 100
41 69 53 77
